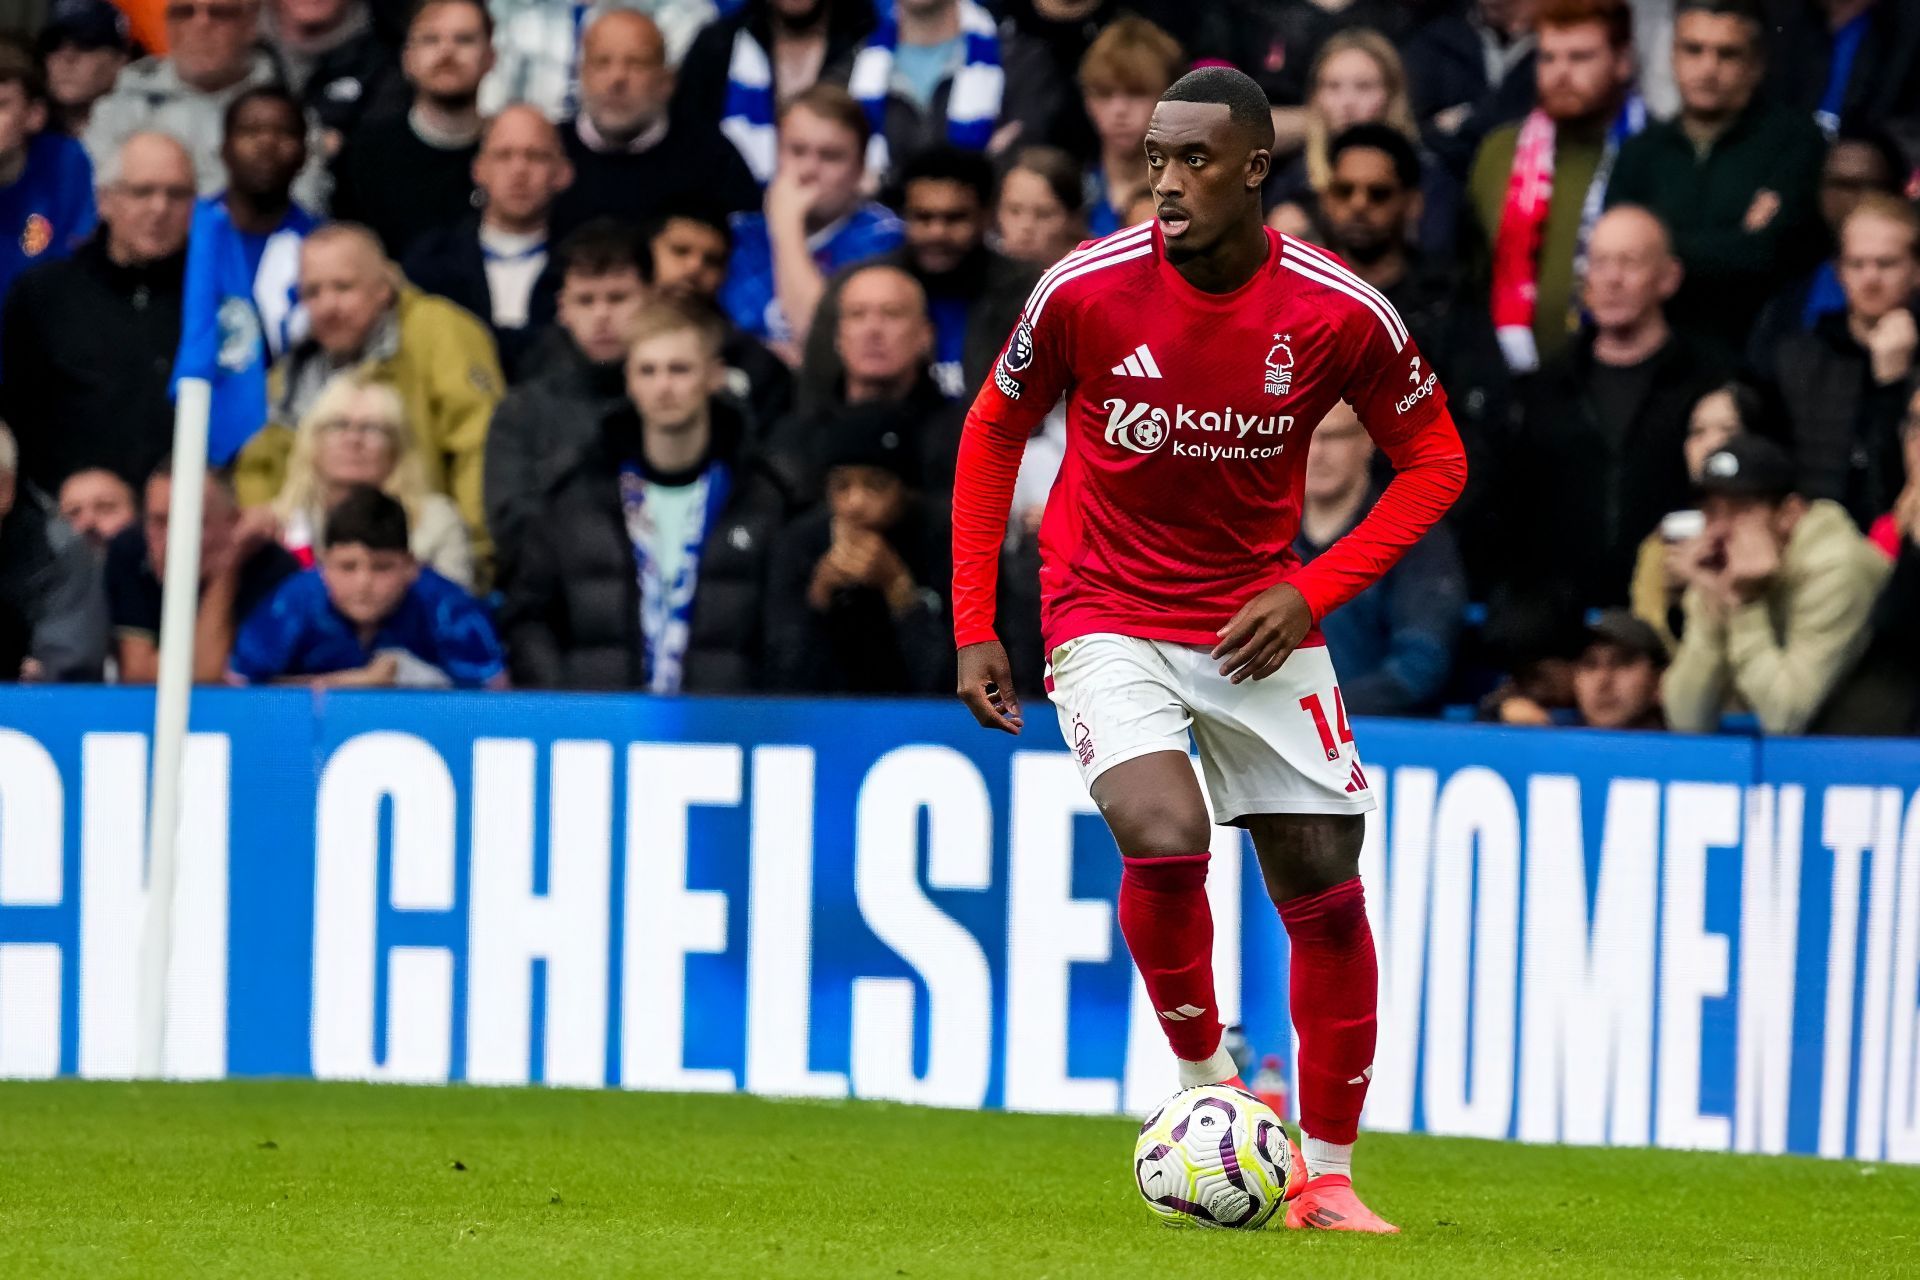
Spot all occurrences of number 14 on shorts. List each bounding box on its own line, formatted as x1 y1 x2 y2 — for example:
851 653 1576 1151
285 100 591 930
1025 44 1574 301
1298 688 1353 762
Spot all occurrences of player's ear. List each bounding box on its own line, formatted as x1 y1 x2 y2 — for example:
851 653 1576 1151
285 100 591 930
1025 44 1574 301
1246 147 1271 191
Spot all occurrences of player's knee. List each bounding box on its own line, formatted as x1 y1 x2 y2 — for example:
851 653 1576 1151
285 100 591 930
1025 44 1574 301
1250 813 1364 904
1103 804 1213 858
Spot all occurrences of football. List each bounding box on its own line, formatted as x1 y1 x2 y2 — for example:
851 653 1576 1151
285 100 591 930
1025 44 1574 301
1132 1084 1293 1229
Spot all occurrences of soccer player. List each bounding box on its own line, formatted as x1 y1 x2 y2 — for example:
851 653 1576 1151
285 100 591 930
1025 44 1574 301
950 67 1467 1235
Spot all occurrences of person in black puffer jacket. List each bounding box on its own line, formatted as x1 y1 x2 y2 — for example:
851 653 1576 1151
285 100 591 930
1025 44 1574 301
502 301 785 692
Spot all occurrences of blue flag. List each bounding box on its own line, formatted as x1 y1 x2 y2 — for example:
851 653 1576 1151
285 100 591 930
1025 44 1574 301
172 197 320 465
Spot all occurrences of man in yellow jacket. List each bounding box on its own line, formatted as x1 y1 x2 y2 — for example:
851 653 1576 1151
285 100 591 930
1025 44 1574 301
235 223 503 573
1663 436 1890 735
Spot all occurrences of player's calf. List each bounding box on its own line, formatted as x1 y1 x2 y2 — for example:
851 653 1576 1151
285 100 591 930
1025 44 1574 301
1097 753 1234 1086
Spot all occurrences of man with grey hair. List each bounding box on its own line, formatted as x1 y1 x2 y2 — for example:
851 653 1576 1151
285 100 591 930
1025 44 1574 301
1 132 193 495
84 0 328 206
0 420 110 681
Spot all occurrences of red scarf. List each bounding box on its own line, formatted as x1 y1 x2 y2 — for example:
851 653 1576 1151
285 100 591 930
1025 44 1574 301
1490 109 1558 374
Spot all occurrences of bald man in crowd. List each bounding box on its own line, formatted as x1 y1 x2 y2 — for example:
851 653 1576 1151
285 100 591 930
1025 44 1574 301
550 10 758 239
1504 204 1728 628
403 103 573 379
769 262 957 499
2 132 194 494
236 222 504 569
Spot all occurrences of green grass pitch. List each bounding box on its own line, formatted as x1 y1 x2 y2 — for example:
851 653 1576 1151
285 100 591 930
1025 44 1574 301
0 1080 1914 1278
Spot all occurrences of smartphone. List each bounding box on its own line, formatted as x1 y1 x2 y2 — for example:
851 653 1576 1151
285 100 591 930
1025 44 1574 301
1660 510 1706 543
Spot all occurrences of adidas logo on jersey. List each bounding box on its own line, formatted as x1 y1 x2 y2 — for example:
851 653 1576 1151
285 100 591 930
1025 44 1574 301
1110 344 1163 378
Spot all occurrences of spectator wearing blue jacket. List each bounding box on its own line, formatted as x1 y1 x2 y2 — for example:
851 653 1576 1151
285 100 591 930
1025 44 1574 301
173 86 320 467
1293 400 1467 717
720 83 902 361
0 48 97 353
229 485 506 689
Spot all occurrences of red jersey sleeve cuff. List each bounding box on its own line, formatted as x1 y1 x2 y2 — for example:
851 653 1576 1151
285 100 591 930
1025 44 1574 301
954 624 999 649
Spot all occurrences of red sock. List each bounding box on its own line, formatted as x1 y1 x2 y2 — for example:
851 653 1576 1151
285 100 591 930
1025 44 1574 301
1118 853 1222 1063
1279 877 1377 1145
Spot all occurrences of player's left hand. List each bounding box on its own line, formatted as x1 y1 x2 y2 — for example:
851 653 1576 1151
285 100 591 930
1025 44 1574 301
1212 583 1313 684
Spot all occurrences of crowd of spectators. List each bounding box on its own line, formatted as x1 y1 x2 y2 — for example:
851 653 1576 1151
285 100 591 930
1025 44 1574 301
0 0 1915 737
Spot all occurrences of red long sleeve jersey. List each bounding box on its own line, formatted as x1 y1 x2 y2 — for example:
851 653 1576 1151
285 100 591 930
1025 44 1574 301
951 222 1468 655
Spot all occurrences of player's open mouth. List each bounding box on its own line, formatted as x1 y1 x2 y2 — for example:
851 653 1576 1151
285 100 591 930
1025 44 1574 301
1158 210 1190 237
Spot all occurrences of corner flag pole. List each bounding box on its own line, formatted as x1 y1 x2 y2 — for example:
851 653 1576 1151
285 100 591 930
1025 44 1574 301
136 376 211 1078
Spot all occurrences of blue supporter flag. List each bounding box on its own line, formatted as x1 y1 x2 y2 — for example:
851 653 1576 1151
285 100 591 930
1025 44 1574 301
171 197 319 464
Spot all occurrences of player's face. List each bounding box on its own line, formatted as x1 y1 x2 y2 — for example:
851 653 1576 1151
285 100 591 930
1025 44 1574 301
1573 643 1659 729
1144 100 1266 257
1838 213 1920 325
1323 147 1411 264
322 544 418 627
827 464 907 532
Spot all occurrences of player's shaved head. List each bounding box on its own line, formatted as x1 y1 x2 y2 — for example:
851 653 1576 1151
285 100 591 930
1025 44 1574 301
1160 66 1275 153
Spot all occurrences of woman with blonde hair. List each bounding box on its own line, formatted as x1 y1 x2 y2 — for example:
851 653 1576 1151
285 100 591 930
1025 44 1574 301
271 371 476 589
1265 30 1454 254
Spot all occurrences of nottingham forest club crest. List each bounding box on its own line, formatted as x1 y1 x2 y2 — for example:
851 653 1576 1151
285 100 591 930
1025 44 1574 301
1264 334 1295 396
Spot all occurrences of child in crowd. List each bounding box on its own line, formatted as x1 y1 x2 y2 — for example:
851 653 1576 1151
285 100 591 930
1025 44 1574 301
228 485 505 689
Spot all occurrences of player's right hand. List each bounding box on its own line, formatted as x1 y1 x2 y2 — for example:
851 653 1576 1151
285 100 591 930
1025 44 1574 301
957 641 1023 735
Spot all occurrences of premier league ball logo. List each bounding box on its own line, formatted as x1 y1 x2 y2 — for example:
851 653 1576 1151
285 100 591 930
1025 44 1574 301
1005 319 1035 372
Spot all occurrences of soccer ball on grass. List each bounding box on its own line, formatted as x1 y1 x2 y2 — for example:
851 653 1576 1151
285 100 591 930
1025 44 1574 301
1132 1084 1292 1229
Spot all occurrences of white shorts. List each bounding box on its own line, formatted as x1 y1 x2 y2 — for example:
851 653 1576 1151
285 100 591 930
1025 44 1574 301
1046 633 1377 825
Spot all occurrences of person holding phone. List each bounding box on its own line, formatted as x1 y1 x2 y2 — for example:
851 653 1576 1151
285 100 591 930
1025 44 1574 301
1629 379 1764 651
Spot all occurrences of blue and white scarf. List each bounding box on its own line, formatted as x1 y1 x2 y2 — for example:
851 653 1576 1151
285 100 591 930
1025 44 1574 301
618 459 733 694
1571 93 1649 302
846 0 1001 177
720 26 779 183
